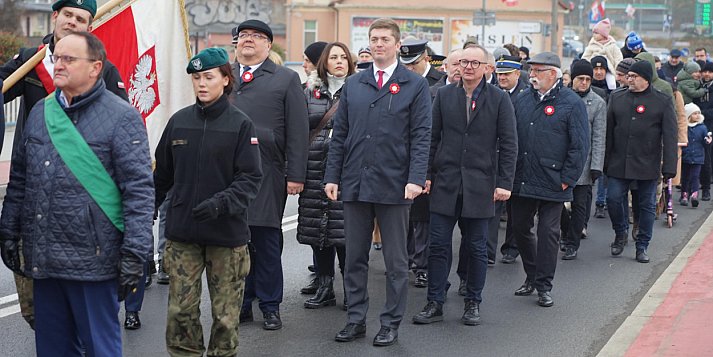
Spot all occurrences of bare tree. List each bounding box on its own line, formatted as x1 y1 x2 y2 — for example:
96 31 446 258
0 0 24 34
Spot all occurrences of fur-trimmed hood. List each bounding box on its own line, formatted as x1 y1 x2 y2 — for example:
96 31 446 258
306 71 323 91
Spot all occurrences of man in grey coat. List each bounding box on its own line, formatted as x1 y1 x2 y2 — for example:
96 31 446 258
560 59 607 260
325 18 431 347
229 19 309 330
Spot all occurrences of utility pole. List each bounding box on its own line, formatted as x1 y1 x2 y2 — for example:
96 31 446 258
551 0 558 53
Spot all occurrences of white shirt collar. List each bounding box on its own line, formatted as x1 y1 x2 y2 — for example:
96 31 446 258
58 91 70 107
421 63 432 78
538 79 560 101
373 60 398 84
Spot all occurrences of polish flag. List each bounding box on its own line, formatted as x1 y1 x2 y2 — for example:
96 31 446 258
590 0 606 23
92 0 194 155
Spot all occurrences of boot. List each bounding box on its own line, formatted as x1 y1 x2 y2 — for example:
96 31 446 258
610 233 627 256
703 189 711 201
304 276 336 309
156 259 169 285
300 277 319 294
594 205 606 218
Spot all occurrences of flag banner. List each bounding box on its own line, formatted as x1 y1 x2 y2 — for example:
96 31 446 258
93 0 194 156
590 0 606 23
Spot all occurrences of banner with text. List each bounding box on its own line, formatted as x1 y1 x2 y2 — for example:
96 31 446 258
450 19 544 54
351 17 445 55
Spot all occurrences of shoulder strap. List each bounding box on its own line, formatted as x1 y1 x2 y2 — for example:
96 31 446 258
309 99 340 143
44 93 125 232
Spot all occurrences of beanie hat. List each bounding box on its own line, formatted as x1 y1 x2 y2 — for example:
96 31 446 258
616 58 636 73
591 56 609 72
304 41 327 65
626 32 644 51
685 103 702 120
593 18 611 38
703 62 713 73
187 48 229 74
519 46 530 59
684 61 702 75
570 59 593 79
629 60 653 83
52 0 97 18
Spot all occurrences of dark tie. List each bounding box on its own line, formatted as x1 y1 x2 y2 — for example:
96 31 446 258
377 70 384 89
241 66 251 83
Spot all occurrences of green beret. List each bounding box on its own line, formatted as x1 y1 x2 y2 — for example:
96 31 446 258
187 48 230 74
52 0 97 18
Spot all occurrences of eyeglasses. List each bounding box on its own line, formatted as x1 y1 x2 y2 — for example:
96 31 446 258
531 68 554 74
237 33 268 41
49 55 98 64
459 59 481 68
626 74 641 80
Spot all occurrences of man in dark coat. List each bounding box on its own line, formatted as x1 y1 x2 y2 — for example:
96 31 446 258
400 38 444 288
605 61 678 263
411 46 517 326
325 18 431 347
662 49 684 84
695 62 713 200
228 19 309 331
510 52 589 308
0 0 128 330
430 49 463 99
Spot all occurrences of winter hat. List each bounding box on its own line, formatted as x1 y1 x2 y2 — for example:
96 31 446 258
628 60 653 83
685 103 702 120
304 41 327 65
593 18 611 38
703 62 713 73
626 32 644 51
616 58 636 73
591 56 609 72
570 59 593 79
519 46 530 59
684 61 702 75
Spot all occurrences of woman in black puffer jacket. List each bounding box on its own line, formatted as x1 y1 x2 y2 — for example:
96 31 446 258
297 42 355 309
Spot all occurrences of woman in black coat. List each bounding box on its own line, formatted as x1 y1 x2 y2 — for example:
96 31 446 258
297 42 355 309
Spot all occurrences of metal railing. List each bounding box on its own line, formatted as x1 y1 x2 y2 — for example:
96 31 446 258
3 98 19 126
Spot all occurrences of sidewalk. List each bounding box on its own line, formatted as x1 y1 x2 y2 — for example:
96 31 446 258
598 210 713 356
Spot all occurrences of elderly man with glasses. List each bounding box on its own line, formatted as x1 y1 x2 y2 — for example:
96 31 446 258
509 52 589 308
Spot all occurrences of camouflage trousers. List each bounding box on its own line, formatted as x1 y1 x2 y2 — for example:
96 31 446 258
14 273 34 328
165 241 250 357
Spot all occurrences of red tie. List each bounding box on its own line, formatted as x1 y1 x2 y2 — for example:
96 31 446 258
377 70 385 89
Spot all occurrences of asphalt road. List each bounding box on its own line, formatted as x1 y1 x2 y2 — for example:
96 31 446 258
0 193 710 356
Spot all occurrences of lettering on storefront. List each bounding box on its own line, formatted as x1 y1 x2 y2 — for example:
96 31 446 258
185 0 272 27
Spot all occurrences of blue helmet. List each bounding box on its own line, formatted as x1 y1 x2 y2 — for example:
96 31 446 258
626 32 643 51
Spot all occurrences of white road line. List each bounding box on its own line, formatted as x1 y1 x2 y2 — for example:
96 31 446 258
0 215 302 318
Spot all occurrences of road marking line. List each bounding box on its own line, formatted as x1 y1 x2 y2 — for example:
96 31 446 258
0 293 18 305
0 304 20 318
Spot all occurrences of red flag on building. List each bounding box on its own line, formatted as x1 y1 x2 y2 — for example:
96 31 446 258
92 0 194 154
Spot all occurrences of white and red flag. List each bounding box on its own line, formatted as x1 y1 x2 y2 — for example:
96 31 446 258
92 0 194 155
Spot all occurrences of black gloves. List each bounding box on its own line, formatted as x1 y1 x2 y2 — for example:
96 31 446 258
663 173 676 181
0 234 23 275
192 198 221 222
590 170 602 182
118 254 144 302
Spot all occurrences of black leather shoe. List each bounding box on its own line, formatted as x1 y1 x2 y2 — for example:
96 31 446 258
594 205 606 218
412 301 443 324
124 311 141 330
461 300 480 326
501 254 516 264
636 249 650 263
514 281 535 296
262 311 282 330
458 279 467 296
373 326 398 346
156 259 169 285
414 272 428 288
703 189 711 201
537 291 554 307
239 309 253 323
562 248 577 260
335 322 366 342
611 234 627 256
300 277 319 294
487 258 495 266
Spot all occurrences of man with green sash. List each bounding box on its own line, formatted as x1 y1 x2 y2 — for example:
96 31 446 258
0 32 153 357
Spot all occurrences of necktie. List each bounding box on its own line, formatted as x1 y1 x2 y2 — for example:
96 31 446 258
241 66 251 83
377 70 384 89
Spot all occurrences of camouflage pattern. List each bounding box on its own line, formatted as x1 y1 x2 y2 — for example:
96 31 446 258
165 241 250 357
14 273 34 328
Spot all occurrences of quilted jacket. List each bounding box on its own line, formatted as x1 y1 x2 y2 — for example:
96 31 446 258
0 79 154 281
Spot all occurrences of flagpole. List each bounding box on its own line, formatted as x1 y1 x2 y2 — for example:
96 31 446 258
2 0 128 94
178 0 194 60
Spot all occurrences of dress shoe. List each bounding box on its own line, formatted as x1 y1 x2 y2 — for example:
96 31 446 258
562 248 577 260
414 272 428 288
594 205 606 218
501 254 516 264
487 258 495 266
262 311 282 330
514 281 535 296
458 279 467 296
703 189 711 201
300 277 319 294
239 309 253 323
373 326 398 346
610 233 627 256
156 259 170 285
304 276 336 309
124 311 141 330
537 291 554 307
412 301 443 324
335 322 366 342
461 300 480 326
636 248 650 263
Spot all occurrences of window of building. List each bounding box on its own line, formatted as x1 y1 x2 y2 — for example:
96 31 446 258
304 20 317 49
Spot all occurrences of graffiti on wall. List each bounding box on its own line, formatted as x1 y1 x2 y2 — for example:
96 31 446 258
185 0 273 27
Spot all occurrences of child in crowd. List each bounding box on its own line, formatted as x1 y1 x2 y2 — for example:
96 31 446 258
681 103 711 207
582 18 623 90
677 62 707 104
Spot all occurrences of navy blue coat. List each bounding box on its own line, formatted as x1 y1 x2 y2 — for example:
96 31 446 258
324 64 432 204
682 123 708 165
512 82 590 202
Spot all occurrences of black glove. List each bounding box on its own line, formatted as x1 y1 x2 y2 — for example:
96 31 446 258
0 235 23 275
590 170 602 182
663 173 676 181
192 198 221 222
118 254 143 302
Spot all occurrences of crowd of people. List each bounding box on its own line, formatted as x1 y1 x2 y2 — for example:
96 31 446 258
0 2 710 354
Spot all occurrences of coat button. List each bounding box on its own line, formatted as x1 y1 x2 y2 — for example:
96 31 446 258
44 161 50 166
33 267 39 273
552 164 556 167
366 135 371 139
237 91 242 94
524 152 527 155
36 214 42 220
370 104 375 108
530 122 533 125
464 133 469 136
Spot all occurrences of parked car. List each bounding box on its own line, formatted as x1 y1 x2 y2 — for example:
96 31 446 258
563 39 584 58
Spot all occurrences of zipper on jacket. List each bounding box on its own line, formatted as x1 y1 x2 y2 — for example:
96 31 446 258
192 117 208 237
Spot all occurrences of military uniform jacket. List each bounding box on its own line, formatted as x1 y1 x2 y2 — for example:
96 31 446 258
425 66 445 87
430 81 518 218
604 85 678 180
154 95 263 247
324 64 432 204
229 59 309 228
504 79 528 102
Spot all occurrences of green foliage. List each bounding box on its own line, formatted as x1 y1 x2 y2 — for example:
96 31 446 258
0 32 26 65
271 42 286 60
